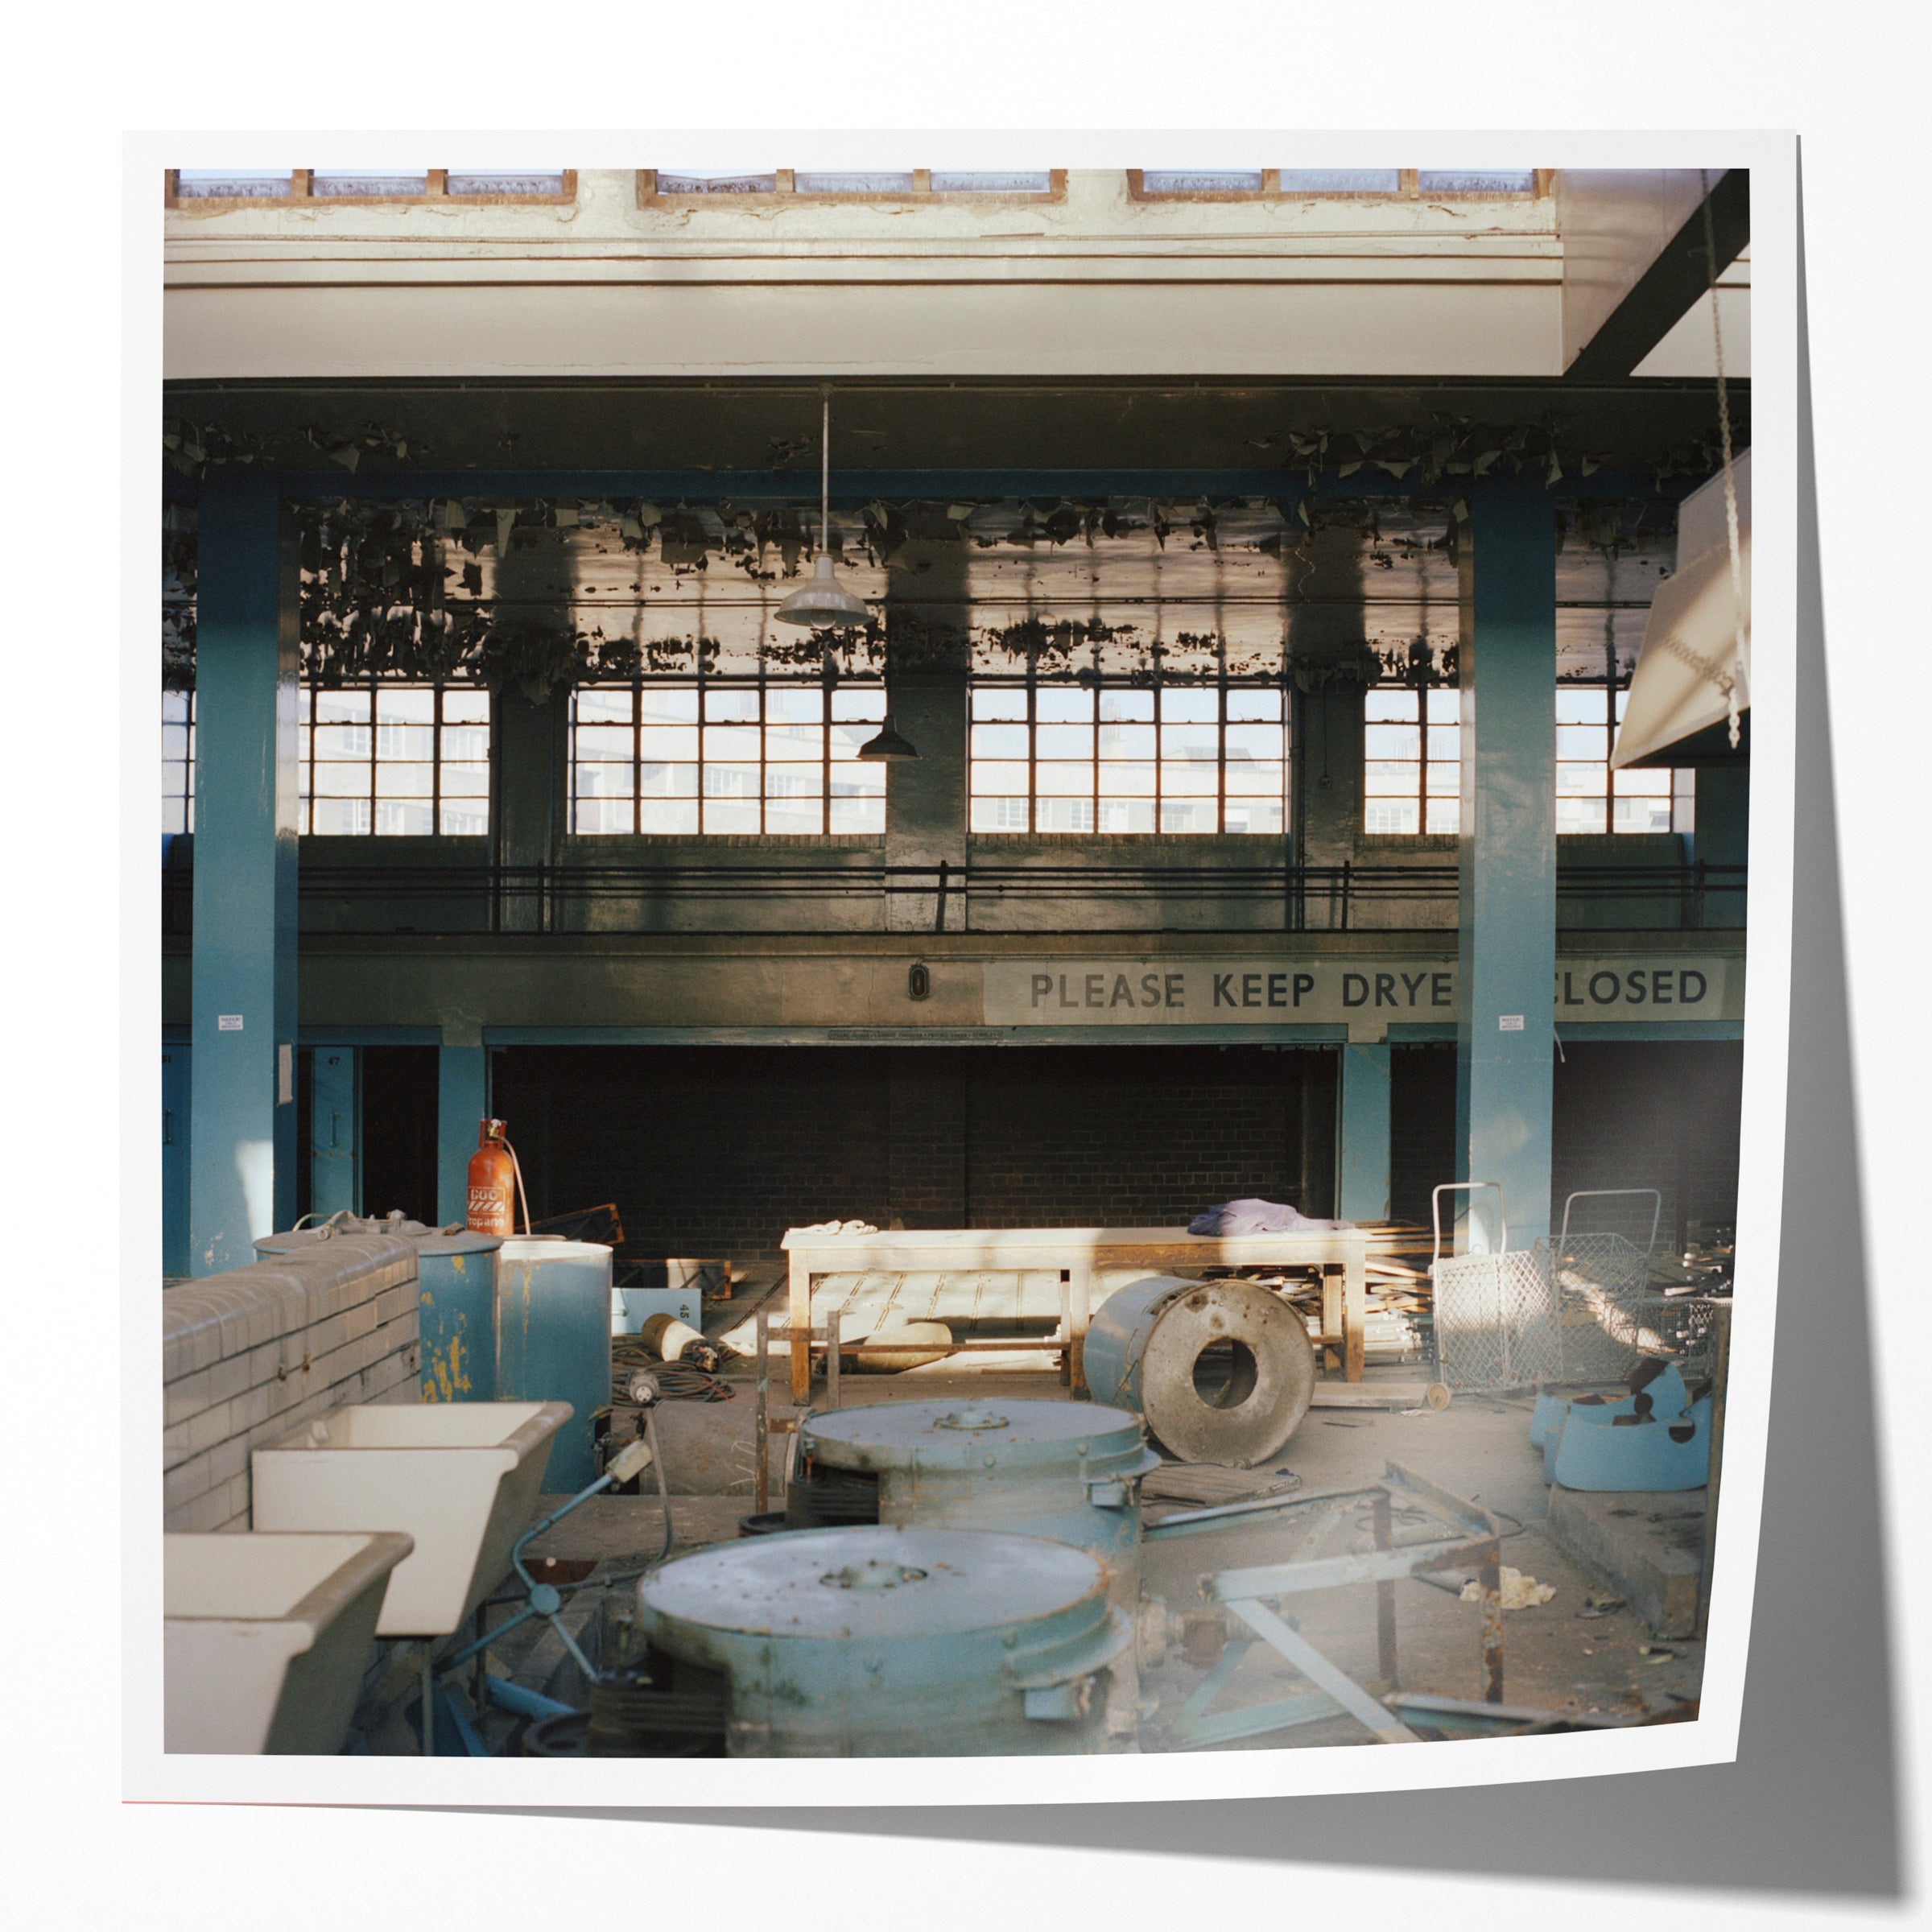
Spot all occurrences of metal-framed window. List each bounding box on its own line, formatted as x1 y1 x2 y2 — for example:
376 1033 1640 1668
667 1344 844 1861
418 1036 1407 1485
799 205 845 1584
1364 687 1460 836
163 688 195 834
637 169 1063 204
1128 168 1545 200
299 684 490 836
166 169 575 207
968 680 1288 835
1557 688 1692 835
568 680 888 836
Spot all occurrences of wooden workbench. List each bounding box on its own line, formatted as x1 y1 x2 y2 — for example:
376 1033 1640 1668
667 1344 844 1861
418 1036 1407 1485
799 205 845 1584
781 1224 1373 1402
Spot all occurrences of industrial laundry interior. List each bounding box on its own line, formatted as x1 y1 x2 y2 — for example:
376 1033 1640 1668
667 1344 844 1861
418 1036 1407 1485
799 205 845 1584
156 163 1750 1758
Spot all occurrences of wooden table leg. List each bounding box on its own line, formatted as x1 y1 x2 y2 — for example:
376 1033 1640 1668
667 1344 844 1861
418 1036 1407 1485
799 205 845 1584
1344 1252 1366 1383
1321 1273 1342 1374
788 1254 811 1404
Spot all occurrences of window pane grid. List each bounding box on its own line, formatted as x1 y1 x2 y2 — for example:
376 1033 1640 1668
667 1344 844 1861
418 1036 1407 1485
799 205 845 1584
295 684 488 836
1364 686 1461 836
1368 683 1691 836
569 681 886 836
163 688 195 834
968 681 1287 835
1558 685 1690 836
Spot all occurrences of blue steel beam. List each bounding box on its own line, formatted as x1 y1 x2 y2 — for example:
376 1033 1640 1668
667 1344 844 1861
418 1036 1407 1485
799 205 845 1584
1455 479 1558 1249
1338 1042 1393 1224
188 472 299 1271
188 467 1697 506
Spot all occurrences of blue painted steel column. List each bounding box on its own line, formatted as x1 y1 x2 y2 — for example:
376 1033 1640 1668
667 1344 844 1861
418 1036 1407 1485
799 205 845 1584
1337 1043 1392 1224
188 473 299 1273
438 1042 489 1228
1455 480 1557 1249
162 1041 190 1278
309 1047 359 1217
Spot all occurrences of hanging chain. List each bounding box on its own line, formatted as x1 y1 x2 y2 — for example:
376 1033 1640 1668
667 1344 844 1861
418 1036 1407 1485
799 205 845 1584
1701 171 1748 749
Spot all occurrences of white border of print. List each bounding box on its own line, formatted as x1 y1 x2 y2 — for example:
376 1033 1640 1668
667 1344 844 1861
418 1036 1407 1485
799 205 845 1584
122 124 1796 1810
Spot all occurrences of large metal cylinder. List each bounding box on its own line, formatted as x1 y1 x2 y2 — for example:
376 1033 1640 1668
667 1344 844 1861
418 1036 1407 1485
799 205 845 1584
788 1399 1158 1595
1083 1275 1316 1467
494 1237 613 1492
636 1525 1131 1756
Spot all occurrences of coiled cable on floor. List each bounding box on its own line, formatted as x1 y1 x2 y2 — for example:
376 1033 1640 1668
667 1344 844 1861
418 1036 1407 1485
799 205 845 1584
611 1339 734 1403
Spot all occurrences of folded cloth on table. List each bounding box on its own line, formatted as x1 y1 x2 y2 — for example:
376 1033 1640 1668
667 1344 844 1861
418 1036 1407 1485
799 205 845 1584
1187 1198 1356 1236
792 1220 881 1236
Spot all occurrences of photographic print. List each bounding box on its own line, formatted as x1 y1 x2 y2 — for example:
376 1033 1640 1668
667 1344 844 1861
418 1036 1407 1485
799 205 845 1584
136 136 1791 1800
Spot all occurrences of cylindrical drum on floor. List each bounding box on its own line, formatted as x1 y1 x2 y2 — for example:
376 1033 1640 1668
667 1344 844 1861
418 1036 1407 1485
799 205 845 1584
414 1232 503 1402
1083 1274 1316 1467
788 1399 1158 1596
494 1237 613 1492
636 1525 1131 1757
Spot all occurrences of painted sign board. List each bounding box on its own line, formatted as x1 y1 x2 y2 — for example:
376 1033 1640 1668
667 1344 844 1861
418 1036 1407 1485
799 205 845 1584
983 956 1734 1026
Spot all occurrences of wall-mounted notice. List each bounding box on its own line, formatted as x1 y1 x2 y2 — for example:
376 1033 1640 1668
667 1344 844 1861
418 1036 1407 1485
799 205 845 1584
217 1013 243 1031
982 956 1736 1026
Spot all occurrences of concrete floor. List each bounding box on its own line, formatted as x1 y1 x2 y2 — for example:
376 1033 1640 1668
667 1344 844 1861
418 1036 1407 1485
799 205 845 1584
446 1347 1706 1754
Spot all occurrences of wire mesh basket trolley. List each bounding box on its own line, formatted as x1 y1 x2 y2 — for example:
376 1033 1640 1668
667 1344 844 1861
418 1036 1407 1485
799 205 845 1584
1551 1190 1718 1381
1429 1183 1564 1394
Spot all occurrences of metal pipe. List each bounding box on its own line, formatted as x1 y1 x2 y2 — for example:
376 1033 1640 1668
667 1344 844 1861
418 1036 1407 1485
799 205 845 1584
753 1310 770 1516
482 1676 580 1722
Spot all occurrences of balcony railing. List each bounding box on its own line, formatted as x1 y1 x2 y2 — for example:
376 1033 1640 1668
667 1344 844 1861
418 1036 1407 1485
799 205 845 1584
161 857 1747 937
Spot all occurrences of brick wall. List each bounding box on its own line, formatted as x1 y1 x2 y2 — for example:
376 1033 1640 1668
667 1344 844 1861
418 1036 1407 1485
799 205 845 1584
1389 1038 1744 1247
492 1046 894 1269
493 1043 1335 1265
1390 1043 1459 1229
162 1234 421 1533
1551 1040 1745 1251
962 1046 1332 1227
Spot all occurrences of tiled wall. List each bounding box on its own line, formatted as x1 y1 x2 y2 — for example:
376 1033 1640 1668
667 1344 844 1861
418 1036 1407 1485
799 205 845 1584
162 1233 420 1532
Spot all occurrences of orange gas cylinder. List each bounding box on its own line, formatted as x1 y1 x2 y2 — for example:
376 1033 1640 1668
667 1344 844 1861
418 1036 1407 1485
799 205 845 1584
466 1119 517 1235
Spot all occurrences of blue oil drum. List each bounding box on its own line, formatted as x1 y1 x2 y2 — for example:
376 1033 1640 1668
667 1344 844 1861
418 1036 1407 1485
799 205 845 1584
494 1237 613 1492
413 1232 503 1403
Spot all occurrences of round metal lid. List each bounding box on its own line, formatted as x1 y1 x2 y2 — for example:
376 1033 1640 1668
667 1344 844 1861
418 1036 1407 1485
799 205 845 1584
803 1397 1143 1472
254 1222 502 1257
638 1525 1104 1640
414 1231 504 1257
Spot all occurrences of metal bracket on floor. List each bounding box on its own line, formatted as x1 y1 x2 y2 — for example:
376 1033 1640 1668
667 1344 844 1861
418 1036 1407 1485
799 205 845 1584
1163 1461 1505 1750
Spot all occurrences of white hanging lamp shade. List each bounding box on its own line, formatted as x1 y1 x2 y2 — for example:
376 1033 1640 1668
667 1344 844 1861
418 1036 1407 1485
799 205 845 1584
775 390 872 628
776 551 872 625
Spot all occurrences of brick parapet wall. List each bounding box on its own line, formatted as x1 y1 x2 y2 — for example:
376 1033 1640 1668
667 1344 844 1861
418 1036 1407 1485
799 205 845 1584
161 1233 421 1533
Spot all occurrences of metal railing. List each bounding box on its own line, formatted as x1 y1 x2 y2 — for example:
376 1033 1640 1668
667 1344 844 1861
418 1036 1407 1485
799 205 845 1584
161 857 1747 937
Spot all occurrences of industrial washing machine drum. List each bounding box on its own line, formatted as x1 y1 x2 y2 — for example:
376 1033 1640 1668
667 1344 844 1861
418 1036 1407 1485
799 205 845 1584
1081 1275 1316 1467
786 1398 1158 1592
635 1524 1133 1756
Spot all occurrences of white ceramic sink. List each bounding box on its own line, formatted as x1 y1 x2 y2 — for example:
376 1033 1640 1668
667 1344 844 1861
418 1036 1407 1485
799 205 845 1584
250 1401 570 1638
164 1530 413 1753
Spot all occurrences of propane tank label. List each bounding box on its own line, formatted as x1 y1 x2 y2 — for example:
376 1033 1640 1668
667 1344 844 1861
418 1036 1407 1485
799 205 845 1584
469 1186 507 1216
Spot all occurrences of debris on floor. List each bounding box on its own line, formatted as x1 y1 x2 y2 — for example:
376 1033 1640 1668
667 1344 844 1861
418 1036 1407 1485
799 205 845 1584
1462 1565 1557 1609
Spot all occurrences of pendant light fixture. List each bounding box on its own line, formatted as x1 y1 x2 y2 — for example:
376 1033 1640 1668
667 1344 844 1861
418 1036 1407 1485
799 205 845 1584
854 711 920 762
775 388 873 628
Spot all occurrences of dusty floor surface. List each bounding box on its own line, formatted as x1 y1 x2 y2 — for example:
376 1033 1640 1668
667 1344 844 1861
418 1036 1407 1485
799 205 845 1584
380 1330 1705 1757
